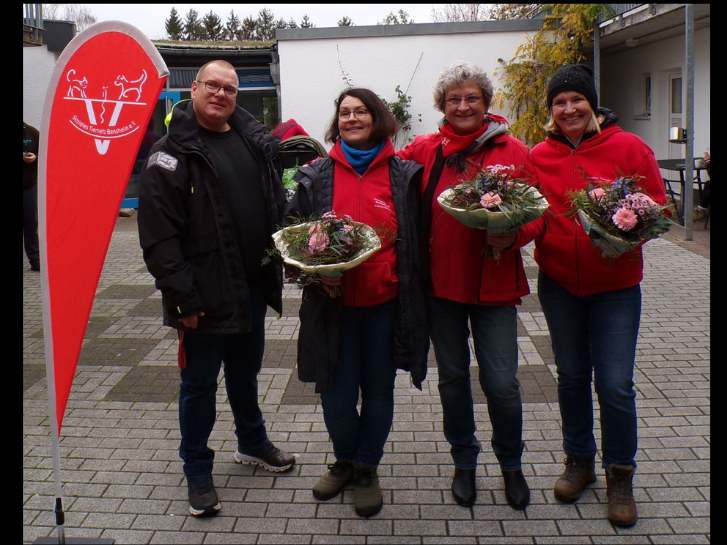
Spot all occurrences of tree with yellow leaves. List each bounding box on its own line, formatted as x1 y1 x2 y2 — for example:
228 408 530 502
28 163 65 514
493 4 611 145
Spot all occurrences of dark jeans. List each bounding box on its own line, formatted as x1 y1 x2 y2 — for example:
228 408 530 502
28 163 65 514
23 185 39 267
179 292 268 480
538 272 640 468
320 301 397 467
429 297 523 471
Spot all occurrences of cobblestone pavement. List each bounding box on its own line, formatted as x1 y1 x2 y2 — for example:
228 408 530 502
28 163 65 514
23 215 710 544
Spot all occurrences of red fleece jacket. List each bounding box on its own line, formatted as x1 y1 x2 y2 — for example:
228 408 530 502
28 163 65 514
399 116 531 305
516 124 667 296
330 139 399 307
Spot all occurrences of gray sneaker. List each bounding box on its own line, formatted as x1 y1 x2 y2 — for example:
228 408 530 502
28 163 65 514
187 476 221 517
233 440 296 472
312 460 354 501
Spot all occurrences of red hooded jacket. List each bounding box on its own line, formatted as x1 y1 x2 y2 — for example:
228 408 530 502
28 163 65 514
330 139 399 307
399 115 531 305
516 122 667 296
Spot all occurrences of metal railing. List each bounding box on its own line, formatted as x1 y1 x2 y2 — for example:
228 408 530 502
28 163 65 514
599 3 645 22
23 3 43 44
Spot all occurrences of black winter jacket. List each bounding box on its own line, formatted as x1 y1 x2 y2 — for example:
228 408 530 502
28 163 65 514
138 101 286 334
285 154 429 393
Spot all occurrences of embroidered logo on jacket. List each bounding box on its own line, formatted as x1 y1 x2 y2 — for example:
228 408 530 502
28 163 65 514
373 198 392 211
147 151 178 171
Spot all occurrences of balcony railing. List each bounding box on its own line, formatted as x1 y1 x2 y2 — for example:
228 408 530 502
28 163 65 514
599 4 645 22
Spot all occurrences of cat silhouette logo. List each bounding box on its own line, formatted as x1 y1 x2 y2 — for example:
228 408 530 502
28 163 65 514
64 68 148 155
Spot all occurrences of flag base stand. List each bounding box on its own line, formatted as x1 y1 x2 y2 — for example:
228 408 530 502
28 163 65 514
33 538 115 544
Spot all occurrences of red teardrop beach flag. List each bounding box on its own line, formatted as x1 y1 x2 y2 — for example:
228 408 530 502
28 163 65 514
38 22 168 435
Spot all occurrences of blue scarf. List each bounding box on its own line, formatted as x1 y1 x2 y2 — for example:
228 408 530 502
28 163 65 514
340 139 384 175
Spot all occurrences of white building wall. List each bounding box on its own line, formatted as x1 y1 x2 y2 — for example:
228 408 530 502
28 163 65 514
600 26 710 161
23 45 58 128
278 30 535 149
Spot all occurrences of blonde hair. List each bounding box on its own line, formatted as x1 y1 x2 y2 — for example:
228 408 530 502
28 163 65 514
544 107 602 135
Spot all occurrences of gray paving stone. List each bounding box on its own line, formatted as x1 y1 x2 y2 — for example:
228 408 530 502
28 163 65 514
201 533 257 544
311 536 365 544
447 520 503 536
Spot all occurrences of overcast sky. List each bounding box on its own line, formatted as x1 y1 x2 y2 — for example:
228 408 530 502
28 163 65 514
71 4 451 40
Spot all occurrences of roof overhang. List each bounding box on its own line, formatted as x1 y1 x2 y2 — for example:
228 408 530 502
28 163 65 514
599 4 710 54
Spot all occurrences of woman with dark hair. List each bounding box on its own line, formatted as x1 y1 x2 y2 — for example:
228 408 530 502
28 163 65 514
514 64 667 527
285 88 429 518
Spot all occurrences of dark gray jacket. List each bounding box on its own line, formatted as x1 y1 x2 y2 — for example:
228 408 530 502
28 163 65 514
285 155 429 393
138 101 286 334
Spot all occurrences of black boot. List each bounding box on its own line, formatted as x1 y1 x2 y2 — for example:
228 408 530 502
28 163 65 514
503 469 530 510
452 468 476 507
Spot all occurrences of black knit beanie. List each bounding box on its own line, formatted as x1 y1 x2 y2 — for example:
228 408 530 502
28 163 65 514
546 64 598 111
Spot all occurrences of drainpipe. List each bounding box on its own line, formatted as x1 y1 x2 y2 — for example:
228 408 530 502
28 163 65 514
593 19 600 99
683 4 694 241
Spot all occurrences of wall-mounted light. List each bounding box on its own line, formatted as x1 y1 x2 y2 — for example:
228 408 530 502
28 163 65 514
669 127 687 143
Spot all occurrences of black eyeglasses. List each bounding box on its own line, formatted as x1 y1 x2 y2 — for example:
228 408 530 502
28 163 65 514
195 80 238 97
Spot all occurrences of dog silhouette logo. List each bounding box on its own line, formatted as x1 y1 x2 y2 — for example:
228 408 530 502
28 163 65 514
63 68 148 156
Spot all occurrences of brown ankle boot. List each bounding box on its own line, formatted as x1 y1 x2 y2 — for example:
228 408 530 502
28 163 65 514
554 454 596 502
606 464 637 527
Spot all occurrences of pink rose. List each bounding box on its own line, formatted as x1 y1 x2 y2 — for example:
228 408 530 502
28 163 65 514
308 224 330 254
589 187 607 201
480 191 502 209
612 207 638 231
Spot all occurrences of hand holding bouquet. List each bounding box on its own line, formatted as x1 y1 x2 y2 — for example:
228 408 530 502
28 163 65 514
437 164 548 233
272 212 381 296
570 175 671 259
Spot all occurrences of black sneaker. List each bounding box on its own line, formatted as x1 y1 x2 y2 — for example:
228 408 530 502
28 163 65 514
233 440 296 472
187 476 221 517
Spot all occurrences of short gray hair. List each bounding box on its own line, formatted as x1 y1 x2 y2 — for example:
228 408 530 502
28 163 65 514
433 61 494 113
195 60 239 85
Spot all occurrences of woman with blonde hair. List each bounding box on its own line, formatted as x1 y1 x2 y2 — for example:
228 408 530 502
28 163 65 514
514 64 667 527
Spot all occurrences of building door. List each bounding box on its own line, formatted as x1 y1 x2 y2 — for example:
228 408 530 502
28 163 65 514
668 71 683 160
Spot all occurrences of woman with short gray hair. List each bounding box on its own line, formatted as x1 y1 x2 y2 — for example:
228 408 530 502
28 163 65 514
399 61 531 511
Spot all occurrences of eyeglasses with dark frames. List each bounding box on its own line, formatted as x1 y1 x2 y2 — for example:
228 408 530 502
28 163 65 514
195 80 238 97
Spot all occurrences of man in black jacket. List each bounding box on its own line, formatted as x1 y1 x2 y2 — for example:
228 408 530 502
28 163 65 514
138 60 293 518
23 122 40 271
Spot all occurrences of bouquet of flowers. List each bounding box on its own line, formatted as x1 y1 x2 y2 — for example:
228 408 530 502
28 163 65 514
272 212 381 292
437 164 548 233
570 175 672 258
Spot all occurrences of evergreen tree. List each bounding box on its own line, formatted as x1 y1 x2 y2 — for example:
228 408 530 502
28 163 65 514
240 15 257 40
300 15 315 28
183 8 202 40
225 10 241 40
256 8 276 40
276 17 288 29
337 16 354 26
287 18 298 29
201 10 224 40
165 7 183 40
380 9 414 25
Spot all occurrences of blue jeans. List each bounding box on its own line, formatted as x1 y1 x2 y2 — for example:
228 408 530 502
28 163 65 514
537 272 640 468
178 292 268 480
429 297 523 471
320 301 397 467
